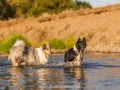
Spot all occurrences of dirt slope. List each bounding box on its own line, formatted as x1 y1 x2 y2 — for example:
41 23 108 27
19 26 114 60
1 4 120 52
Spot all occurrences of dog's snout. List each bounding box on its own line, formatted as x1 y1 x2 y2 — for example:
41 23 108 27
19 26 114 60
81 46 85 50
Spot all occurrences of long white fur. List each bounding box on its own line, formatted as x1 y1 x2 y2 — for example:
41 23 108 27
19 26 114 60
8 40 23 59
36 47 48 65
13 39 25 47
73 44 79 53
8 39 49 66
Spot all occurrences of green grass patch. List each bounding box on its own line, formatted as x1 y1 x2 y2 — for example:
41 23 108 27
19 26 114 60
65 37 76 49
49 38 65 49
0 35 31 52
49 37 77 49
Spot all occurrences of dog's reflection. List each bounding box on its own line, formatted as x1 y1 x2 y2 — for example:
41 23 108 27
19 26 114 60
9 67 26 90
9 66 86 89
9 66 50 90
64 67 86 89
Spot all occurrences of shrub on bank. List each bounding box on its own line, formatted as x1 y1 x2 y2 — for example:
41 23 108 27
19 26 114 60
49 37 77 49
49 38 65 49
0 0 92 20
65 37 76 49
0 35 31 52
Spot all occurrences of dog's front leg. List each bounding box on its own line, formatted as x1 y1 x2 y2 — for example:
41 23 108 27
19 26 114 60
80 50 84 60
13 60 19 66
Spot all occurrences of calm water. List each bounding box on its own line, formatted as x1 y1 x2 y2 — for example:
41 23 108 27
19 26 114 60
0 53 120 90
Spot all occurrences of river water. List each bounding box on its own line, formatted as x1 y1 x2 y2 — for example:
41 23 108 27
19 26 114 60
0 52 120 90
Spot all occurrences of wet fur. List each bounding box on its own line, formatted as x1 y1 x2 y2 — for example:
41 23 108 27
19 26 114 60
64 38 86 66
8 40 51 66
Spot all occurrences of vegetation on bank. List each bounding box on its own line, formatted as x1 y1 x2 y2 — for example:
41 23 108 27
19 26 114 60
0 35 76 52
49 37 77 49
0 35 31 52
0 0 92 51
49 38 66 49
0 0 92 20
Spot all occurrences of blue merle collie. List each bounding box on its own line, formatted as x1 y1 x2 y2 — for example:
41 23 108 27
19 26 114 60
64 38 86 66
8 39 52 66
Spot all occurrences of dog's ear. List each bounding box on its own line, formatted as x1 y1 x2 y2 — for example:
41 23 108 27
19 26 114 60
42 44 47 50
76 38 81 44
82 38 87 46
83 38 86 43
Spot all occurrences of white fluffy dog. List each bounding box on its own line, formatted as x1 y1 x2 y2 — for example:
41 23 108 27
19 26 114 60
8 39 52 66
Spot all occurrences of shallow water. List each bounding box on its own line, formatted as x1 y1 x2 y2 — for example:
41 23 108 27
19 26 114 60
0 53 120 90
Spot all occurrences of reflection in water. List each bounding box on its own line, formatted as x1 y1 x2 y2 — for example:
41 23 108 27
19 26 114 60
64 67 87 90
10 67 25 90
9 67 68 90
1 53 120 90
83 65 120 90
9 67 38 90
9 67 52 90
8 66 85 90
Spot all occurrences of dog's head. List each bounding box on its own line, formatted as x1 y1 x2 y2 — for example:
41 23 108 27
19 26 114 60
75 38 86 52
42 44 52 57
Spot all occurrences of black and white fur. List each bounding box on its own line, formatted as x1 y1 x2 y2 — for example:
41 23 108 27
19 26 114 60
64 38 86 66
8 39 52 66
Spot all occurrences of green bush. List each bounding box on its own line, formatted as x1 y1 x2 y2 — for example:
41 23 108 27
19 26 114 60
49 38 65 49
74 0 92 10
25 0 75 17
7 0 75 17
0 0 15 20
65 37 76 49
7 0 33 17
49 37 77 49
0 35 31 52
5 0 92 19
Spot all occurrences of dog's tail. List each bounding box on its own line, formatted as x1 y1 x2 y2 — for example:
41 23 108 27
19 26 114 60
8 39 25 66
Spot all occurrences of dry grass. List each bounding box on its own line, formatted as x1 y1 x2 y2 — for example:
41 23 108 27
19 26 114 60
1 4 120 52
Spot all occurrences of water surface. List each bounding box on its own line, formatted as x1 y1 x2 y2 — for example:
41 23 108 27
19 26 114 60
0 52 120 90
